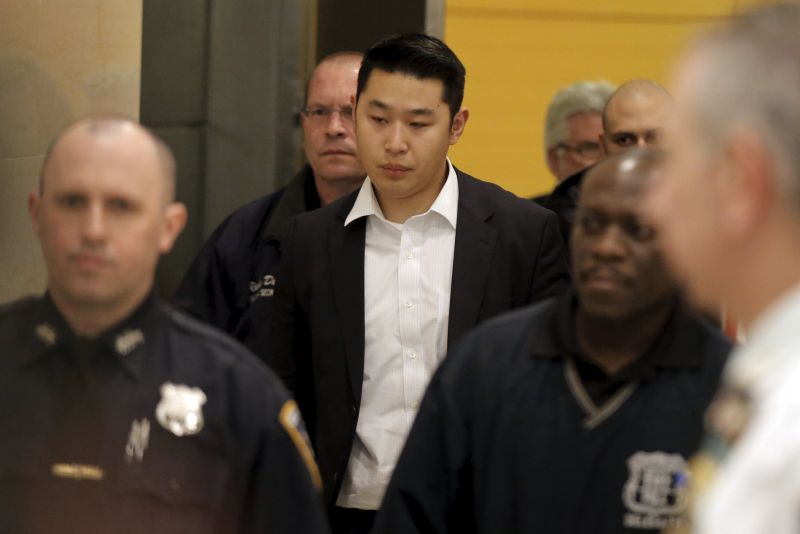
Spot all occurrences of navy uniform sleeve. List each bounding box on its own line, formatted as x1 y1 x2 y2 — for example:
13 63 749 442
173 222 238 332
243 398 329 534
528 211 570 303
372 342 477 534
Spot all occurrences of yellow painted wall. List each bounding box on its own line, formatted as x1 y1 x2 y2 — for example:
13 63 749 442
445 0 765 198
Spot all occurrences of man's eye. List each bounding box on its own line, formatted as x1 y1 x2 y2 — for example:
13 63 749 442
58 195 86 209
614 134 636 146
646 131 662 145
309 108 328 118
409 122 428 129
627 222 656 241
371 116 388 124
108 199 134 212
580 216 603 233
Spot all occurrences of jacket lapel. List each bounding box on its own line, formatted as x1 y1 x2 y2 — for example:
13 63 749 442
447 170 497 349
330 200 367 405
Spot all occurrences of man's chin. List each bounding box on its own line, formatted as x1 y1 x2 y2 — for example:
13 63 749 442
317 166 366 184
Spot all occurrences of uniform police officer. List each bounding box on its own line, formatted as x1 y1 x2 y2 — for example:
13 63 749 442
0 117 328 534
645 4 800 532
372 149 731 534
173 52 366 356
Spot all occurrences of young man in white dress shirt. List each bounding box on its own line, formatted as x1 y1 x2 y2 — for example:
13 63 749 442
268 33 568 534
645 4 800 533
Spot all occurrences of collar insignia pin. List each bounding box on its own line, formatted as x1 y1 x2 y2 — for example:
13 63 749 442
115 329 145 356
34 323 57 346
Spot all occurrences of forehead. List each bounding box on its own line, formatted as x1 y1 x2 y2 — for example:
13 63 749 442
580 168 647 215
307 59 360 104
606 93 669 131
361 70 447 112
567 111 602 136
44 131 163 200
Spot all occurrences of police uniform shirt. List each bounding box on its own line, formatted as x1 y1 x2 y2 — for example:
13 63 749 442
0 291 328 534
696 284 800 534
372 292 731 534
173 166 320 356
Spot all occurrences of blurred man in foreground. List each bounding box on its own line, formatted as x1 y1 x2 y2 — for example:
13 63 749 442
0 117 328 534
645 4 800 533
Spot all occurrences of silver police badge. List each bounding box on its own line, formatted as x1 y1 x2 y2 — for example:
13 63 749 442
622 451 690 530
155 383 207 437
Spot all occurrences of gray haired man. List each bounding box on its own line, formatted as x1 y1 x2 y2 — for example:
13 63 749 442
543 80 616 183
646 3 800 533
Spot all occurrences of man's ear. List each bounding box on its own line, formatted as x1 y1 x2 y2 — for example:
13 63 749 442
158 202 188 254
449 107 469 145
28 191 41 238
718 132 776 238
546 147 561 178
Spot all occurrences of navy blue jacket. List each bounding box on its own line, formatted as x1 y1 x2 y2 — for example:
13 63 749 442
173 166 319 356
373 293 731 534
0 291 328 534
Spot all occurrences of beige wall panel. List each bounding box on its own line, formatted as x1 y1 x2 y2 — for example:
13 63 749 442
0 0 142 303
0 157 47 299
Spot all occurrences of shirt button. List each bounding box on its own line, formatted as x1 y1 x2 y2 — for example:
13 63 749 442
410 399 419 409
408 350 417 359
404 300 414 308
405 251 413 259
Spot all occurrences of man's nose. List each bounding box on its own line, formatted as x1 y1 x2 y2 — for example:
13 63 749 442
385 123 408 155
82 204 107 242
326 111 349 138
592 225 626 260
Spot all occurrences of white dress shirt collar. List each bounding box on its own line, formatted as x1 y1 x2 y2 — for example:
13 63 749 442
344 158 458 228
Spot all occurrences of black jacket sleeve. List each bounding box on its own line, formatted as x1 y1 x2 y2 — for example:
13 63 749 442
173 223 238 332
528 211 570 303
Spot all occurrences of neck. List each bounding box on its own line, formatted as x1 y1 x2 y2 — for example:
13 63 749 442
49 283 152 338
377 161 449 224
574 299 673 374
733 247 800 330
315 175 363 206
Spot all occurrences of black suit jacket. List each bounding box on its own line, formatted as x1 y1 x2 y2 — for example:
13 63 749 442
268 168 569 505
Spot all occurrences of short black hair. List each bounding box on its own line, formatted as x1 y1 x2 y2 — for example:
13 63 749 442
356 33 466 119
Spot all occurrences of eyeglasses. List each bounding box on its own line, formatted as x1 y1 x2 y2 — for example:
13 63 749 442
556 141 602 160
301 106 354 123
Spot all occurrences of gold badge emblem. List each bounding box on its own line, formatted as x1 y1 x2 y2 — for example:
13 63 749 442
155 383 206 437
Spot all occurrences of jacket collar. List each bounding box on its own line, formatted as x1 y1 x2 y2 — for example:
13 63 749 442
262 165 319 241
344 159 458 228
23 289 163 379
529 291 704 372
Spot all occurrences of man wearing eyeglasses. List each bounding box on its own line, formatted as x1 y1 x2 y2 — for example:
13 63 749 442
539 79 672 245
542 80 616 185
174 52 366 355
